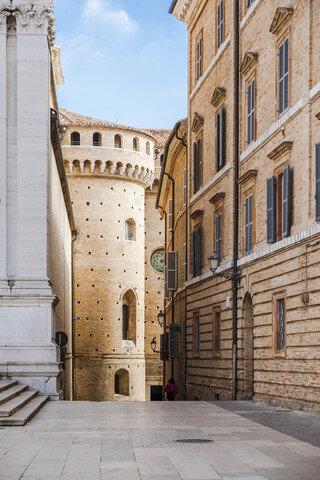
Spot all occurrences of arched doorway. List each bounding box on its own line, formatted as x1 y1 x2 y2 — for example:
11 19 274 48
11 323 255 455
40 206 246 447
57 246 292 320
243 293 254 399
115 369 129 396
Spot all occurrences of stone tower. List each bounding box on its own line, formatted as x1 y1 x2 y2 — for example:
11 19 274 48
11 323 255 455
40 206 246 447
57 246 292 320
60 109 168 401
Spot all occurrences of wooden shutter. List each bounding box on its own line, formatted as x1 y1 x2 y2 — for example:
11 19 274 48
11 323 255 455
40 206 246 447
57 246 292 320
169 323 179 358
196 227 201 276
247 80 255 145
198 138 203 188
193 142 197 193
267 177 276 243
168 199 173 232
216 112 220 172
282 165 290 237
191 231 195 278
279 38 289 115
167 251 177 291
245 195 253 254
183 242 187 283
160 333 169 361
216 213 222 263
183 168 187 206
316 143 320 221
164 266 170 300
219 107 226 169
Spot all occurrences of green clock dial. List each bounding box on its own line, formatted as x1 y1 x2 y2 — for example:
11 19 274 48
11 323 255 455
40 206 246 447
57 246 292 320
151 250 164 273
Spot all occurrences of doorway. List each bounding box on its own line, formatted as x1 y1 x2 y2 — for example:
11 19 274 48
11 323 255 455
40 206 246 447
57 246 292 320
150 385 163 401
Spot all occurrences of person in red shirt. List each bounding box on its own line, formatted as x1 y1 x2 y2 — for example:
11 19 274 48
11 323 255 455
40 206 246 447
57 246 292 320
164 378 178 401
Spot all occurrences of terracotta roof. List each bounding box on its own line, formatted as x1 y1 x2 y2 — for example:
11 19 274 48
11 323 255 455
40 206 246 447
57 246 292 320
59 108 171 146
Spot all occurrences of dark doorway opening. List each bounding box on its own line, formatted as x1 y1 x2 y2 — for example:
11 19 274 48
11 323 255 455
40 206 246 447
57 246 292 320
150 385 163 401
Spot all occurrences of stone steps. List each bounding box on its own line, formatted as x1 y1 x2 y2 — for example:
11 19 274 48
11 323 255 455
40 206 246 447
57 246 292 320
0 378 48 426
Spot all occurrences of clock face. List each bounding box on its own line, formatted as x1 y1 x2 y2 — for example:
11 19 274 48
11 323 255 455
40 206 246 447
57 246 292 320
151 250 165 273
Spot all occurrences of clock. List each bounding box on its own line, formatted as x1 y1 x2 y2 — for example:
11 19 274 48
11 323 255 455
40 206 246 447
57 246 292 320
150 250 164 273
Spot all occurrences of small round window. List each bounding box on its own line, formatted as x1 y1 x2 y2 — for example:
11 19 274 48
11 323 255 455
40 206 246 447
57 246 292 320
150 250 164 273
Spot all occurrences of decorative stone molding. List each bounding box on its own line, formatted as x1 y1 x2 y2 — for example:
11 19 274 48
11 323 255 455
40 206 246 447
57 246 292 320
240 52 259 75
269 7 294 35
238 169 258 185
0 1 55 44
190 209 204 221
211 87 226 107
191 112 204 133
267 141 293 161
209 192 226 205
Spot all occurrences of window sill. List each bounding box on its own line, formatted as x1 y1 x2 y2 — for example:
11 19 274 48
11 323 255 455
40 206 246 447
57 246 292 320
122 340 135 348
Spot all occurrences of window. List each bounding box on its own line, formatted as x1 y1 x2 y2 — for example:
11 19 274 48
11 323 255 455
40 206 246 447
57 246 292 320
278 38 289 116
114 134 122 148
93 132 101 146
114 369 129 396
247 0 255 8
316 143 320 221
122 305 129 340
245 195 253 254
212 309 221 355
216 107 226 171
275 298 286 351
215 213 222 263
122 290 136 344
166 251 178 291
193 137 203 193
71 132 80 146
196 35 202 80
267 165 291 243
183 168 187 207
191 225 201 278
247 80 255 145
146 141 151 155
168 199 173 232
183 242 187 283
133 137 139 151
217 0 224 48
193 312 200 355
125 219 136 241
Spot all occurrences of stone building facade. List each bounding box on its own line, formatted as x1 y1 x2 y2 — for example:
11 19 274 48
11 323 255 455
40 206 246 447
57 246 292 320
165 0 320 410
60 110 169 401
0 0 75 400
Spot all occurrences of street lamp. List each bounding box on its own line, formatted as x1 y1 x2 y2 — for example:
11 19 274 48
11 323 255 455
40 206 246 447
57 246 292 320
208 251 241 284
151 337 159 353
157 310 166 327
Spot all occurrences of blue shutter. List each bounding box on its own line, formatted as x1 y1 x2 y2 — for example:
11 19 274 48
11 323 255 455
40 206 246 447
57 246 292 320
219 106 226 169
267 177 276 243
193 142 197 193
247 80 255 145
198 139 203 188
284 39 289 112
191 231 195 277
216 112 220 171
245 197 249 254
282 165 290 237
216 214 221 263
316 143 320 221
196 227 201 275
279 42 284 115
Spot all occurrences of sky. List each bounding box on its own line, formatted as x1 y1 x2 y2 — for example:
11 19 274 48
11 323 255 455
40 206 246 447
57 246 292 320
54 0 188 130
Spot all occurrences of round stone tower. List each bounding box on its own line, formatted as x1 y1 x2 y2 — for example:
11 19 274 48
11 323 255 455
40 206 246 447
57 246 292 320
60 109 167 401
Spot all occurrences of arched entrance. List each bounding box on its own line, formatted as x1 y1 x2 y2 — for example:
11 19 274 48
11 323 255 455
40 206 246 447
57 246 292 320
243 293 254 399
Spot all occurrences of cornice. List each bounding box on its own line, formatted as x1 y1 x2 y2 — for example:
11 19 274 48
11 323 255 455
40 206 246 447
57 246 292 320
169 0 198 23
190 209 204 221
238 169 258 185
191 112 204 133
211 87 226 107
267 141 293 161
240 52 259 76
270 7 294 35
209 192 225 205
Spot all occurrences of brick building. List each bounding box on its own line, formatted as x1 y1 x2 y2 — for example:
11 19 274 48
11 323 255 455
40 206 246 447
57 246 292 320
160 0 320 409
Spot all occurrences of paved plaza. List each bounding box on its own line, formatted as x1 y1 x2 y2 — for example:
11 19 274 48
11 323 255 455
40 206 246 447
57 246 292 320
0 400 320 480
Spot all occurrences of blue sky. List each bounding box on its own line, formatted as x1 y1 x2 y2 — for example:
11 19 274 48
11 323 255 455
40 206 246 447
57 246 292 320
54 0 187 129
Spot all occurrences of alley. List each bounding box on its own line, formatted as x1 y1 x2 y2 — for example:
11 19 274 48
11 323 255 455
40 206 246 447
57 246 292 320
0 401 320 480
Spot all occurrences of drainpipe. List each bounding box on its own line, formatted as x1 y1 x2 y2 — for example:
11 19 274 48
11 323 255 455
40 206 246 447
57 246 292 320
232 0 240 401
158 205 167 391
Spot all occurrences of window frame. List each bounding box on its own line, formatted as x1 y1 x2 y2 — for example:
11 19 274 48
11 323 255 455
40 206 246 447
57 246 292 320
114 134 122 149
196 31 203 81
246 77 255 145
244 193 253 255
273 292 286 356
278 36 290 118
217 0 224 49
71 131 80 146
193 135 203 194
216 106 226 172
93 132 102 147
191 223 202 278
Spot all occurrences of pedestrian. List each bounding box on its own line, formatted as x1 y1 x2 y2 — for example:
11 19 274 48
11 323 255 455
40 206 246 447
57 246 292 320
164 378 178 401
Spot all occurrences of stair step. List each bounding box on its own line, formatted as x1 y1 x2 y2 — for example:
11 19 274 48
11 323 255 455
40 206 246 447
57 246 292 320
0 384 28 406
0 389 38 417
0 396 48 426
0 379 18 394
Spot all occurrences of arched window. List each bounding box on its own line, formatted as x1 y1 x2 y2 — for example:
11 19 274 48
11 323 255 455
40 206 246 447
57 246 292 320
114 134 122 148
146 141 150 155
133 137 139 151
122 289 136 344
71 132 80 146
125 219 136 241
93 132 101 146
115 369 129 396
83 160 91 173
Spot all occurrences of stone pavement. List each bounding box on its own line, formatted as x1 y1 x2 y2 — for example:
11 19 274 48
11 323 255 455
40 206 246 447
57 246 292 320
0 400 320 480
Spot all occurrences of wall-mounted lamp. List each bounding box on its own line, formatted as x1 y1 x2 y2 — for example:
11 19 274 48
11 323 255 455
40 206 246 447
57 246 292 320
208 251 241 284
157 310 166 327
151 337 159 353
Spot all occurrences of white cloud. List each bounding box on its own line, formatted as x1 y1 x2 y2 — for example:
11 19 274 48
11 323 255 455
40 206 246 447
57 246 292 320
83 0 137 35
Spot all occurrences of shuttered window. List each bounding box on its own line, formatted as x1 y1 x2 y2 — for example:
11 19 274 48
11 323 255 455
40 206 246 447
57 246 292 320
193 139 203 194
71 132 80 146
279 38 289 116
160 333 169 361
276 298 285 350
166 251 178 291
183 242 187 283
247 80 255 145
217 1 224 48
168 199 173 232
196 36 202 80
122 305 129 340
316 143 320 221
245 195 253 254
164 266 170 300
191 227 201 278
183 168 187 206
169 323 179 358
215 213 222 263
267 177 276 243
282 166 290 237
193 142 197 194
216 107 226 172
